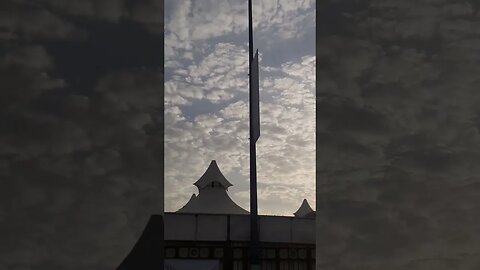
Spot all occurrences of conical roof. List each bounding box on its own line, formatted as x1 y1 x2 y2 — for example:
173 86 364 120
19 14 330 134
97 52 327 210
293 199 314 217
177 160 248 215
194 160 232 190
177 188 249 215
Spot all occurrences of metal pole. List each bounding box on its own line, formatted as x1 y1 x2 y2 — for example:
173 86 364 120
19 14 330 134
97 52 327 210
248 0 260 269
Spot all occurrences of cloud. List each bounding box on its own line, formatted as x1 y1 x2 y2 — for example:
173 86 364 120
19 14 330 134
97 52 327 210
166 43 248 104
164 0 316 215
0 1 169 269
0 1 84 41
165 0 315 61
0 44 163 269
164 48 315 214
23 0 164 36
317 0 480 268
42 0 127 22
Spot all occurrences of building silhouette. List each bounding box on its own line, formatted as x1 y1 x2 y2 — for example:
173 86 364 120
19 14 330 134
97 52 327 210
164 160 315 270
177 160 249 215
117 160 315 270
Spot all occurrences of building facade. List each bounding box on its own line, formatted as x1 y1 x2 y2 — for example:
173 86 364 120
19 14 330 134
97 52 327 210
164 160 315 270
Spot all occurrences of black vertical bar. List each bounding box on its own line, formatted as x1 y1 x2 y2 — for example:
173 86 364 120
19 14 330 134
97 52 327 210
248 0 260 268
275 248 279 270
225 215 233 270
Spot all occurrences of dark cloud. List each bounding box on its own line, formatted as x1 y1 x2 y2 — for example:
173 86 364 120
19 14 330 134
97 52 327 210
317 0 480 268
0 1 163 269
0 1 84 41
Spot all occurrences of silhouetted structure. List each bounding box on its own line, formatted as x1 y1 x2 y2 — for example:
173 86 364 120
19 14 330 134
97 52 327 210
177 160 249 215
116 160 315 269
117 215 164 270
293 199 315 218
164 160 315 270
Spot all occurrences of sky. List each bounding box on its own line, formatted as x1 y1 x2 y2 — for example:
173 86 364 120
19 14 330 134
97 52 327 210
0 0 164 269
164 0 316 216
317 0 480 269
2 0 480 270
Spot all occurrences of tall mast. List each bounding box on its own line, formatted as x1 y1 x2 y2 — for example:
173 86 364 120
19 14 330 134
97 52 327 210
248 0 260 268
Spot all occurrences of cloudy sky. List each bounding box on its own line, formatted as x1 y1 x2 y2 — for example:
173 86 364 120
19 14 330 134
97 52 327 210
3 0 479 269
164 0 316 215
0 0 163 269
317 0 480 269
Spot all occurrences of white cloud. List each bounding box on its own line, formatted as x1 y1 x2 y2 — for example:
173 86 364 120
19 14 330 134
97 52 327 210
165 0 315 61
165 54 315 214
164 0 315 215
165 43 248 104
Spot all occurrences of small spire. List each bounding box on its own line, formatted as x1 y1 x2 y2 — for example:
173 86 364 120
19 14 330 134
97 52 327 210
293 199 314 217
193 160 233 190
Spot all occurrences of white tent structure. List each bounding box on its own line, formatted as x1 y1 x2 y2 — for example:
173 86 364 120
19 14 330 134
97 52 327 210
177 160 249 215
164 159 316 269
293 199 315 218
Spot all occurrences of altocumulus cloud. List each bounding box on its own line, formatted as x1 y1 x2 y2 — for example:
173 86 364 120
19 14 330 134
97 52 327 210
1 0 164 269
317 0 480 269
164 0 315 215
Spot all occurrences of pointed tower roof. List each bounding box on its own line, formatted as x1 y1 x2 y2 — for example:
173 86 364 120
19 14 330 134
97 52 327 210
293 199 314 217
177 160 248 215
193 160 233 190
178 194 197 211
